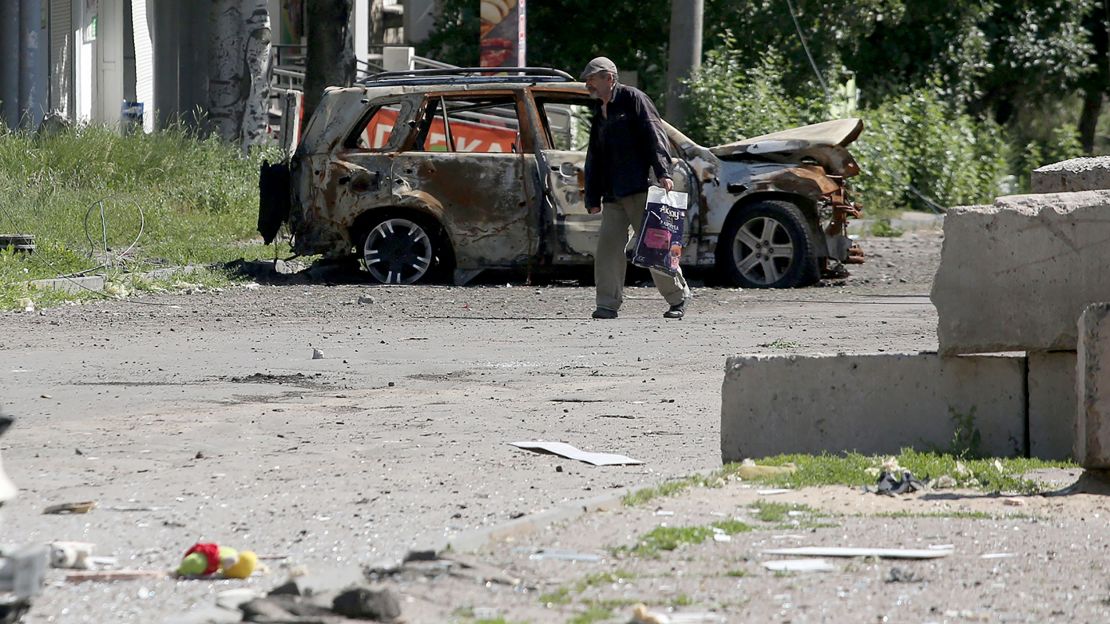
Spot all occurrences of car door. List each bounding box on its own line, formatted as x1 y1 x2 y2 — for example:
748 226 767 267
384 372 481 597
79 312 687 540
533 92 697 260
532 95 597 259
390 92 535 269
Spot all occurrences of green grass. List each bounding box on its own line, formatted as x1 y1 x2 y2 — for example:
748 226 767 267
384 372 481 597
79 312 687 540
540 571 638 609
618 520 753 558
750 501 817 523
873 510 1039 521
725 569 747 578
539 587 572 606
622 472 725 506
726 450 1077 495
670 594 694 607
870 217 905 237
622 452 1076 513
0 123 287 310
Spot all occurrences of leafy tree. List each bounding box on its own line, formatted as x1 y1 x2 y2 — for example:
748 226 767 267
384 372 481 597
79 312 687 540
682 32 824 144
1076 0 1110 153
420 0 671 99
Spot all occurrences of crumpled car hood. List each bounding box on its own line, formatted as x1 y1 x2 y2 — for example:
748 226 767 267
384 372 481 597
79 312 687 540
709 118 864 177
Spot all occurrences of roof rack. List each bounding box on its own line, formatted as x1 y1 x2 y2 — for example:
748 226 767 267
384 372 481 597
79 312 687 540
359 67 575 86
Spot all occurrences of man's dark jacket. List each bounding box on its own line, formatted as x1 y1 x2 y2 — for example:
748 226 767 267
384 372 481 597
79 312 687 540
583 83 673 208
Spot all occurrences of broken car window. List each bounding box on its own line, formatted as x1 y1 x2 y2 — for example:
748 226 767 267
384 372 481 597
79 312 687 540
535 96 593 151
415 95 521 153
348 102 405 151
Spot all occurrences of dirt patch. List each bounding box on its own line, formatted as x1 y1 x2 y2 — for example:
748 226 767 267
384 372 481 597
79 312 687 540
384 475 1110 622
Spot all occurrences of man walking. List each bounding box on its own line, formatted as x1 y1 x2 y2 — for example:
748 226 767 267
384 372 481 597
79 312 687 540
581 57 689 319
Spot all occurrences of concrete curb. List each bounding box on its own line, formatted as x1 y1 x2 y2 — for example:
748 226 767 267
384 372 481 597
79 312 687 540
28 265 203 295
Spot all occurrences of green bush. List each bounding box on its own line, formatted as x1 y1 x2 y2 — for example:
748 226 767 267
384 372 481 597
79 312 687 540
852 86 1012 213
681 36 1014 215
682 32 825 145
1013 123 1085 191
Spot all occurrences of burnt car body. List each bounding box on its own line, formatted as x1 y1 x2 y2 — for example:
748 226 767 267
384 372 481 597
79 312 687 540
259 67 864 287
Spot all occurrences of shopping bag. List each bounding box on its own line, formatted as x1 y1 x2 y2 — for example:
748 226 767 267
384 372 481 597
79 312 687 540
630 187 687 276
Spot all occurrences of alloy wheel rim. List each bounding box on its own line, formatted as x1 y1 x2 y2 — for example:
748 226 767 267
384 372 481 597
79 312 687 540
732 216 795 285
363 218 433 284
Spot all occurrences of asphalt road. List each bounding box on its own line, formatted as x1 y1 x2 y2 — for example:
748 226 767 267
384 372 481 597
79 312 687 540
0 234 942 622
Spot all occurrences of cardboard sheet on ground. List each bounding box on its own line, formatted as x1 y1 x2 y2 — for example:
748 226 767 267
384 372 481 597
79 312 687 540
763 546 953 559
510 441 642 466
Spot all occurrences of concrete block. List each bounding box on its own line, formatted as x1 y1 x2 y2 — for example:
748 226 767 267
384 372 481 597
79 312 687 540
721 353 1026 461
1078 303 1110 468
1028 351 1077 461
932 191 1110 354
1032 156 1110 193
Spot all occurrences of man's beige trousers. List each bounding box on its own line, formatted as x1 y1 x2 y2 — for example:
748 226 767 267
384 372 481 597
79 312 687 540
594 191 689 311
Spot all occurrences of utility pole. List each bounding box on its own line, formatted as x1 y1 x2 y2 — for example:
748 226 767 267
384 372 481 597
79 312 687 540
665 0 703 127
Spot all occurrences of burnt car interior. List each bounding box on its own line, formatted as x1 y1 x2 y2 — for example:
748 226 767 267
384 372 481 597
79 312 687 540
414 96 522 153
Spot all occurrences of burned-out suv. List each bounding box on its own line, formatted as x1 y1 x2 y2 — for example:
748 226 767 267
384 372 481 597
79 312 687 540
258 67 864 287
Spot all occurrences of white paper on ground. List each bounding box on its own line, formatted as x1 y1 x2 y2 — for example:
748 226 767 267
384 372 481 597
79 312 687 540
763 558 837 572
509 441 643 466
763 546 954 559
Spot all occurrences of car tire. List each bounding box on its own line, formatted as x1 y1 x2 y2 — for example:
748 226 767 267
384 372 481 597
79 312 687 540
358 214 446 284
717 200 819 288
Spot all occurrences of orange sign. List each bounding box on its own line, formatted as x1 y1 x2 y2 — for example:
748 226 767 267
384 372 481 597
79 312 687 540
363 108 518 153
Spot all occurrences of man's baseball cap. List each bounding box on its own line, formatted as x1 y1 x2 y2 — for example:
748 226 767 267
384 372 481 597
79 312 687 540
580 57 618 80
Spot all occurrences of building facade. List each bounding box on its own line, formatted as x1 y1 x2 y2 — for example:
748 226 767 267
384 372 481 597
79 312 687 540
0 0 433 132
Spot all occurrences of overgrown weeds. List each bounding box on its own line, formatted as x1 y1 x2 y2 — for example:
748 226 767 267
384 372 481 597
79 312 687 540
0 123 286 310
621 451 1075 507
737 451 1074 495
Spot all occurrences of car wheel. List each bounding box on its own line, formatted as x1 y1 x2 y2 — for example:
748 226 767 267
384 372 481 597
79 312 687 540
717 200 819 288
360 216 440 284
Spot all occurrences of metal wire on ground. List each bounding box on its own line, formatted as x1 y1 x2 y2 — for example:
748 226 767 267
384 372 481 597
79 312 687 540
0 193 181 307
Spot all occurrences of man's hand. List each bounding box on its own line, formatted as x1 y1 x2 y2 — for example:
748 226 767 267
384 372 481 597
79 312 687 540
587 205 601 215
660 177 674 192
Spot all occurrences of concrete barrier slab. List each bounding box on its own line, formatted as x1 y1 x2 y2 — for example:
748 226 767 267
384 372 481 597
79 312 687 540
1028 351 1077 461
721 353 1026 461
932 191 1110 354
1078 304 1110 469
1032 157 1110 193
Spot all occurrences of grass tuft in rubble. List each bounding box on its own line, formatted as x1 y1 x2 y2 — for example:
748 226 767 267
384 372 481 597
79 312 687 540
617 520 753 559
622 472 728 507
728 450 1077 494
539 571 639 611
623 452 1076 509
749 501 819 523
0 124 287 310
870 218 905 237
538 587 572 606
